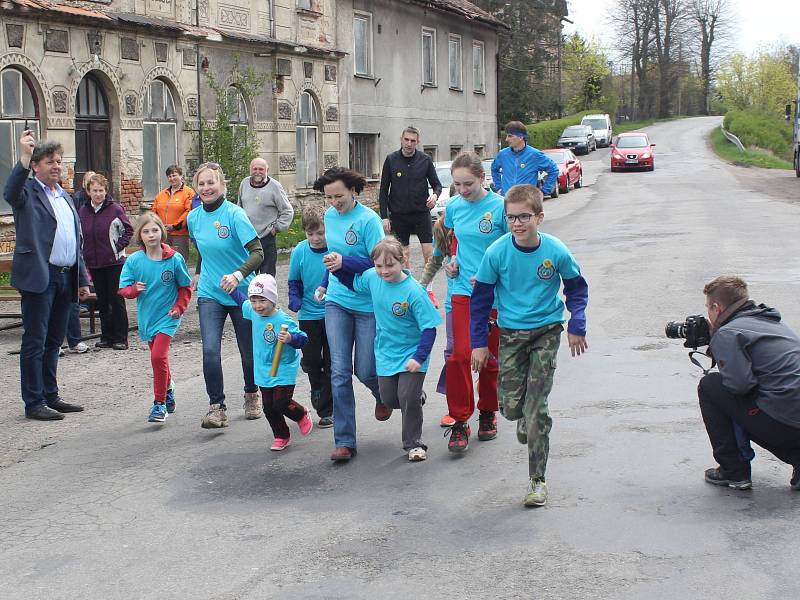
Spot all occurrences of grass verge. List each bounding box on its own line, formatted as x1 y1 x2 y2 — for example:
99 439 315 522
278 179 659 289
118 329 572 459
710 126 793 170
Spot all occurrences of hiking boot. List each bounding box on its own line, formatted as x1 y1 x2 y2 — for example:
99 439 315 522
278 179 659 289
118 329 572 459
704 467 752 490
243 392 263 420
148 403 168 423
440 414 456 428
270 437 291 451
95 340 113 349
790 466 800 491
201 404 228 429
112 342 129 350
375 403 393 421
330 446 356 462
516 418 528 444
524 478 548 507
318 416 334 428
446 422 471 453
165 381 176 414
298 411 313 436
408 446 427 461
477 411 498 441
427 289 440 309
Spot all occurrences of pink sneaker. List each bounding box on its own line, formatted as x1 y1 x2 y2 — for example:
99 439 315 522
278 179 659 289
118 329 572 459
298 411 313 436
270 437 291 451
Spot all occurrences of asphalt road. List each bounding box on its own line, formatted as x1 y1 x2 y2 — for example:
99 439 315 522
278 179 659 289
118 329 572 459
2 116 799 599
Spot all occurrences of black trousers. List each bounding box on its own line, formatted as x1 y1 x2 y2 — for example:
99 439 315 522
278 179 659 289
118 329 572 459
299 319 332 418
258 234 277 276
260 385 304 439
89 265 129 344
698 372 800 479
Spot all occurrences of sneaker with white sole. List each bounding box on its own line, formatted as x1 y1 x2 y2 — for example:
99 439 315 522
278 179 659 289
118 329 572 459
243 392 263 420
68 342 89 354
408 447 427 461
201 404 228 428
524 478 548 507
270 437 291 451
318 416 334 428
148 403 168 423
704 467 752 490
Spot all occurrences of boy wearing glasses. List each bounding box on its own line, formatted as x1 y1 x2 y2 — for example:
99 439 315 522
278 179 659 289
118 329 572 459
469 184 588 507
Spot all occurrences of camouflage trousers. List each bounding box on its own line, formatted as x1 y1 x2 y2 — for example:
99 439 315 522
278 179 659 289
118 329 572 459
498 323 563 479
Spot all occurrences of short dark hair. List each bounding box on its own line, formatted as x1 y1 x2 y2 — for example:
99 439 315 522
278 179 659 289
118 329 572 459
165 164 182 176
505 184 543 214
31 141 63 164
313 167 366 194
402 126 420 139
301 204 325 231
504 121 528 137
704 276 749 308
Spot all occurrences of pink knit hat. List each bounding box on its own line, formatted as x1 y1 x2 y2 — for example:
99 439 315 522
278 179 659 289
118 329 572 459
247 274 278 304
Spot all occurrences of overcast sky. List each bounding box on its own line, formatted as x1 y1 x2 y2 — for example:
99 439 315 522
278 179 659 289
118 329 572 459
564 0 800 57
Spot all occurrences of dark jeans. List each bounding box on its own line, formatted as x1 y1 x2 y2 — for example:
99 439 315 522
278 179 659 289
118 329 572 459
65 301 82 348
258 234 277 276
698 372 800 479
90 265 128 344
198 297 257 406
20 265 73 408
260 385 305 439
299 318 332 418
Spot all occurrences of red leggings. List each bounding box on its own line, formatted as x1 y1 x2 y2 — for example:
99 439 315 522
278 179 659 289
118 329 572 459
148 333 173 403
446 295 499 422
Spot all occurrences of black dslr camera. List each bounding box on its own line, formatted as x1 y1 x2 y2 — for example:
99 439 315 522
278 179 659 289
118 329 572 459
665 315 711 349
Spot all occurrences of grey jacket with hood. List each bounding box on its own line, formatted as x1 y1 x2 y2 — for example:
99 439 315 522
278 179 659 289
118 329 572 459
710 301 800 428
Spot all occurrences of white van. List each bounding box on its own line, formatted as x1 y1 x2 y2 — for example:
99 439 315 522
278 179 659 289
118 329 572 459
581 114 613 147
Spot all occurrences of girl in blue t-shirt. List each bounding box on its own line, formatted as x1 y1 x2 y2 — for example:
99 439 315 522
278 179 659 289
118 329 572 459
187 163 264 429
352 238 441 461
312 167 387 462
118 212 192 422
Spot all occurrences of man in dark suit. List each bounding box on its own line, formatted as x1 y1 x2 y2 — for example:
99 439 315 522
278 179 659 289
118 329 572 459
4 130 90 420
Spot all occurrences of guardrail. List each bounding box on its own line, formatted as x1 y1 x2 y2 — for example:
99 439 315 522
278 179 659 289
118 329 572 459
721 126 745 152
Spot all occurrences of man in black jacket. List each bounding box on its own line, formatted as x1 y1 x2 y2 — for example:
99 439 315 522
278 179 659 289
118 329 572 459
4 130 90 420
698 276 800 490
378 127 442 277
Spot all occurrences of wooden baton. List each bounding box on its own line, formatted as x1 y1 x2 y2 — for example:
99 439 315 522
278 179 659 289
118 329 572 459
270 324 290 377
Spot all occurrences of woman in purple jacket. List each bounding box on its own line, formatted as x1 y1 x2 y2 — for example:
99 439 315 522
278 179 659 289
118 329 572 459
78 173 134 350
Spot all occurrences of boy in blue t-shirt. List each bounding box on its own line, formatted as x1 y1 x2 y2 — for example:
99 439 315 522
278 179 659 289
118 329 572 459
288 205 332 428
242 274 312 452
470 184 588 507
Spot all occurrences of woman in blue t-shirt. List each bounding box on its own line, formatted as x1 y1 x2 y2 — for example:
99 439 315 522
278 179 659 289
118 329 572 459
312 168 386 462
187 163 264 429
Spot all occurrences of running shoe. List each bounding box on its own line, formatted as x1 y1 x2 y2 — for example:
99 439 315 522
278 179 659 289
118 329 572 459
165 380 176 414
271 437 291 451
477 411 497 441
445 422 470 453
148 403 168 423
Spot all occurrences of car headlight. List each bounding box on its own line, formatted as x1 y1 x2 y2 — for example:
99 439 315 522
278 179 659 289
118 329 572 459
613 153 623 159
641 152 651 159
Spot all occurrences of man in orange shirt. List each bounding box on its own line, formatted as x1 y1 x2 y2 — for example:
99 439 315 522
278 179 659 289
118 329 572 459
152 164 194 258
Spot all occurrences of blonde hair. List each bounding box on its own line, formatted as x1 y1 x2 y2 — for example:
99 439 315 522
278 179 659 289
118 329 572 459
192 163 227 195
302 204 325 232
135 211 168 246
82 171 96 187
86 173 108 192
505 184 543 214
432 214 453 256
370 236 405 263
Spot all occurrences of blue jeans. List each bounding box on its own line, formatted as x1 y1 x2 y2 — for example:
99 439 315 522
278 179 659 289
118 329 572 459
20 266 73 408
197 297 256 406
65 302 82 348
325 301 381 449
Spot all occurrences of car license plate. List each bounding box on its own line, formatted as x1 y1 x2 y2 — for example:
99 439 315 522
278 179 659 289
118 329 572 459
625 159 638 164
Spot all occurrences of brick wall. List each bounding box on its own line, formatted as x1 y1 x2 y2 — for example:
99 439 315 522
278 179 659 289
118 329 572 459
119 178 143 215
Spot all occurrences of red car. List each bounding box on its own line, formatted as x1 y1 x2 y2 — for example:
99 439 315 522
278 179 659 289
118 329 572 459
610 132 655 171
543 148 583 195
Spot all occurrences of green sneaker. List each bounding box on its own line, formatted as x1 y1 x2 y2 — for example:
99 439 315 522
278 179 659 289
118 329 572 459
524 478 547 507
516 418 527 445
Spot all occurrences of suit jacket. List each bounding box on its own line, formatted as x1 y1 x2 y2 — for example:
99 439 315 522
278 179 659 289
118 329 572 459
4 162 89 297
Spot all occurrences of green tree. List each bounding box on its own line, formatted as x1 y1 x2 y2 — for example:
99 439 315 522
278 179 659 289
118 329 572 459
196 57 268 203
562 34 611 113
716 49 796 116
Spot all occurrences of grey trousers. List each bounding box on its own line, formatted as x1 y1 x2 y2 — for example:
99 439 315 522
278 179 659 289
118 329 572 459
378 372 426 450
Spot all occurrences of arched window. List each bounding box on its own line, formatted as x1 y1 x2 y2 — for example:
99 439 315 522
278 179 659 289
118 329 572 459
143 79 178 199
226 85 249 146
76 75 109 118
296 91 318 188
0 67 40 213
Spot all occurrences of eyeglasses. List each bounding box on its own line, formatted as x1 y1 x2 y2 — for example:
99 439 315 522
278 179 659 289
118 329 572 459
505 213 536 224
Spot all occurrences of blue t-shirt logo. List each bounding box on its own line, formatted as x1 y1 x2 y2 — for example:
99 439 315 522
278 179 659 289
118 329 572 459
344 227 358 246
479 211 494 234
218 225 231 239
537 259 556 280
263 323 277 344
161 270 174 284
391 301 409 317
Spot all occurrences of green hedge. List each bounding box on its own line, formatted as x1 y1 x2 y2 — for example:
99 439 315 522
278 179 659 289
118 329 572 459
723 110 793 161
524 111 596 150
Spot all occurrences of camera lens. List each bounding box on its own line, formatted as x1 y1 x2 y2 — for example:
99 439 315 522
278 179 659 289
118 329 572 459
665 321 687 339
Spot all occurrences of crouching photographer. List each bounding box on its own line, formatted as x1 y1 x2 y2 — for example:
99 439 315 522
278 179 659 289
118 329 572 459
685 276 800 491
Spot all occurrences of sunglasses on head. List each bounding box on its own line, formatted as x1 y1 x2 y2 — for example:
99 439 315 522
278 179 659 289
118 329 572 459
197 162 221 170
